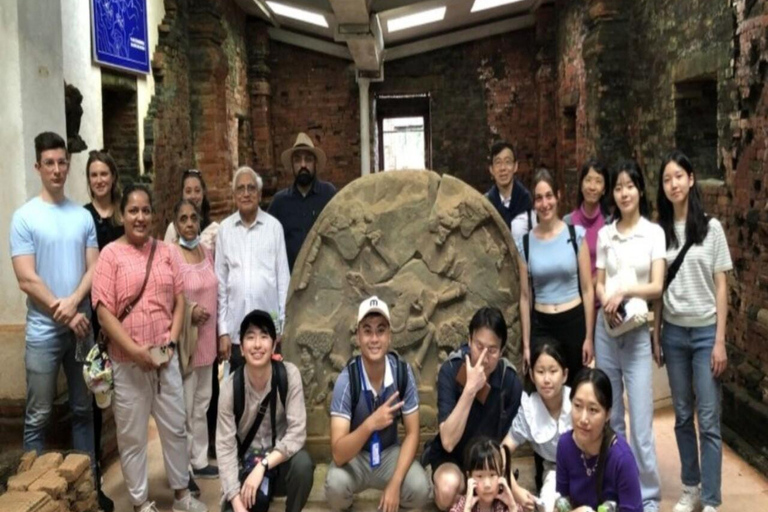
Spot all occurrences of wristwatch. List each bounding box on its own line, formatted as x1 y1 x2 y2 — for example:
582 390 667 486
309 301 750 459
260 456 269 470
168 341 177 350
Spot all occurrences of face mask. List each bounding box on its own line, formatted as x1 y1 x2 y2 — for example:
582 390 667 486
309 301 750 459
179 235 200 250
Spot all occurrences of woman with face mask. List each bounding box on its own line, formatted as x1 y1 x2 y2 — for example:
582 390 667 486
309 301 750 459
170 199 220 497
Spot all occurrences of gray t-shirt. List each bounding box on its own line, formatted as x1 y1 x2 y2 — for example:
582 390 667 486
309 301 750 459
662 218 732 327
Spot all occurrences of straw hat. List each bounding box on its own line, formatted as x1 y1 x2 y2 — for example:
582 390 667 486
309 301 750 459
280 132 327 173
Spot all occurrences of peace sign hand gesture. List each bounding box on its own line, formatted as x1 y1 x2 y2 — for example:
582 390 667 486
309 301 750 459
464 349 488 397
365 391 405 432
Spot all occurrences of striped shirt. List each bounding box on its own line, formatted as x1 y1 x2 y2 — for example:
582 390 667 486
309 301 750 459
91 239 183 363
172 246 218 367
662 218 733 327
215 209 290 344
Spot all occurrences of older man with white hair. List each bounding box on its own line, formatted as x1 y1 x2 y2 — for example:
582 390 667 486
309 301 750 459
216 167 290 372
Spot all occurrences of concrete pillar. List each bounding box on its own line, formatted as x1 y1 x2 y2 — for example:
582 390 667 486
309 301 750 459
0 0 68 400
358 77 371 175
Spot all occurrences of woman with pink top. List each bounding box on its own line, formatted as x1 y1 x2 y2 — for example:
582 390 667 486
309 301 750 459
92 184 207 512
170 199 220 496
564 160 612 276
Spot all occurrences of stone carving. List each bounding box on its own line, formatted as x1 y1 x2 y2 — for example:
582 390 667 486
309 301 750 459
283 171 521 440
64 82 87 154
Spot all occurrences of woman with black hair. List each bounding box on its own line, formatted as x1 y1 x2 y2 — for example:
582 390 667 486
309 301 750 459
653 150 732 512
594 160 663 512
564 159 611 276
555 368 642 512
164 169 220 251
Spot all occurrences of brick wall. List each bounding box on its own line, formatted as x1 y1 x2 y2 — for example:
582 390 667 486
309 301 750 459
268 42 361 192
102 87 140 182
373 30 542 193
554 0 768 468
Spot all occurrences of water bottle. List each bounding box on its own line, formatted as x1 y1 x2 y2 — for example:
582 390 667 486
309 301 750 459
553 496 572 512
598 501 617 512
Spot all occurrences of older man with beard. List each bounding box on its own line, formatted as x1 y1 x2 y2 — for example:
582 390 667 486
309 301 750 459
268 133 336 272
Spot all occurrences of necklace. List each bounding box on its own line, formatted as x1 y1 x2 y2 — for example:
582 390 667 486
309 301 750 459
581 451 598 476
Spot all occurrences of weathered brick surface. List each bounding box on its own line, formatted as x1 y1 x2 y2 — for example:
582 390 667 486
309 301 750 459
17 452 36 474
0 490 57 512
30 454 62 474
7 467 48 492
27 469 66 500
56 454 89 484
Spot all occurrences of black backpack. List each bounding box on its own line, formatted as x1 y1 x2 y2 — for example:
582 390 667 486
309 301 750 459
522 223 582 305
233 360 288 460
346 352 409 423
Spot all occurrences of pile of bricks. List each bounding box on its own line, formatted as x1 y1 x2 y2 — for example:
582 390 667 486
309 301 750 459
0 452 99 512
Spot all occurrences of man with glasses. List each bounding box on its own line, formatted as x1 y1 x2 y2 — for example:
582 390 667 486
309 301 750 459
269 133 336 272
215 167 290 371
485 141 535 238
426 307 523 510
10 132 99 471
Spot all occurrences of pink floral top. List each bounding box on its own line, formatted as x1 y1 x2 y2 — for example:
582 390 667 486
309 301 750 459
171 246 218 367
92 239 182 363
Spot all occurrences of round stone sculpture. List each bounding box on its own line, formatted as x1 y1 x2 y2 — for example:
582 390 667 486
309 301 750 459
283 170 522 445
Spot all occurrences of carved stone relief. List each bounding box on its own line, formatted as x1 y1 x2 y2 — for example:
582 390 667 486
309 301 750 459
283 171 522 440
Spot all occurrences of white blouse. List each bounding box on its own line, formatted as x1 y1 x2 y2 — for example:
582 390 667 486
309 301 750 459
509 387 572 462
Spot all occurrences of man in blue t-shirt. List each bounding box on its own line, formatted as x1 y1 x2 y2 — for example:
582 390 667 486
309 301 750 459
427 307 523 510
325 296 430 512
9 132 99 462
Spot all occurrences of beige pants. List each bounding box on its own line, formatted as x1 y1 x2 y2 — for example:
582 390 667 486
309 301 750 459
182 364 213 470
112 354 189 506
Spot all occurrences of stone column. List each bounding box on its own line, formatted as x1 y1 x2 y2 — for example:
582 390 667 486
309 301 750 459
583 0 631 164
247 19 277 197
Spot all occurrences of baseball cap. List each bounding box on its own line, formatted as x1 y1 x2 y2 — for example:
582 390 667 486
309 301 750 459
357 296 391 324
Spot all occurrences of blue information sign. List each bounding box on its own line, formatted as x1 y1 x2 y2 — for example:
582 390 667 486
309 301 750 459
91 0 150 75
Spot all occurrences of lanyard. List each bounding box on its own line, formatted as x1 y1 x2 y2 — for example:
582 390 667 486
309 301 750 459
358 356 376 414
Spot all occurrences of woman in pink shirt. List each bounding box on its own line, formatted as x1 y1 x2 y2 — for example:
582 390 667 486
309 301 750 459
170 199 219 494
92 184 207 512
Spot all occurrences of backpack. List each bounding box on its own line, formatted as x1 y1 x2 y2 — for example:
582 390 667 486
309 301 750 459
522 223 582 305
346 352 409 423
233 360 288 460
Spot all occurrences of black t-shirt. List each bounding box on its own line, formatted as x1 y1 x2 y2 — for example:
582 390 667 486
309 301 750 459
267 179 336 271
428 344 523 469
84 203 124 250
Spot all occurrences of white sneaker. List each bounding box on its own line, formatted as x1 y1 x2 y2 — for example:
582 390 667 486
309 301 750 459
702 506 718 512
172 493 208 512
674 485 701 512
137 502 159 512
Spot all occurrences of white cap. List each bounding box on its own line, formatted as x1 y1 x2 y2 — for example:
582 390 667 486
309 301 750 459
357 296 390 324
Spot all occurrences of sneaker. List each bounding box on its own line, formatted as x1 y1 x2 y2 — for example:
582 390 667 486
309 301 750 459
98 489 115 512
674 484 701 512
188 473 201 498
173 493 208 512
137 502 159 512
192 464 219 479
702 507 718 512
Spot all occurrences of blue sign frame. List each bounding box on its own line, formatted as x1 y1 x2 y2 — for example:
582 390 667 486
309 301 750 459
91 0 150 75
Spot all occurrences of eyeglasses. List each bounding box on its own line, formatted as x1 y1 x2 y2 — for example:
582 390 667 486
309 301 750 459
40 158 69 170
235 184 259 196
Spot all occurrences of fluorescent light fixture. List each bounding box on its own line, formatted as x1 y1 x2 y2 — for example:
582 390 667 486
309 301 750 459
471 0 525 13
387 7 446 33
266 1 329 28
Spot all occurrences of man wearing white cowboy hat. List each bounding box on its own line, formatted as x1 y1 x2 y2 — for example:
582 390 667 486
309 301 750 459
268 132 336 271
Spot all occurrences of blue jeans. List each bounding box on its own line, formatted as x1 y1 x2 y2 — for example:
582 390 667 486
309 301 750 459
661 321 722 507
24 332 95 462
595 311 661 512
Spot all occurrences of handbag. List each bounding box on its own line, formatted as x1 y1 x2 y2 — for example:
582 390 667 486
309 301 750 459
86 239 158 401
603 234 648 337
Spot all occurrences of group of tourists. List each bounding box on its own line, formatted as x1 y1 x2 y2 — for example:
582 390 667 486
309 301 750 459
9 130 731 512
